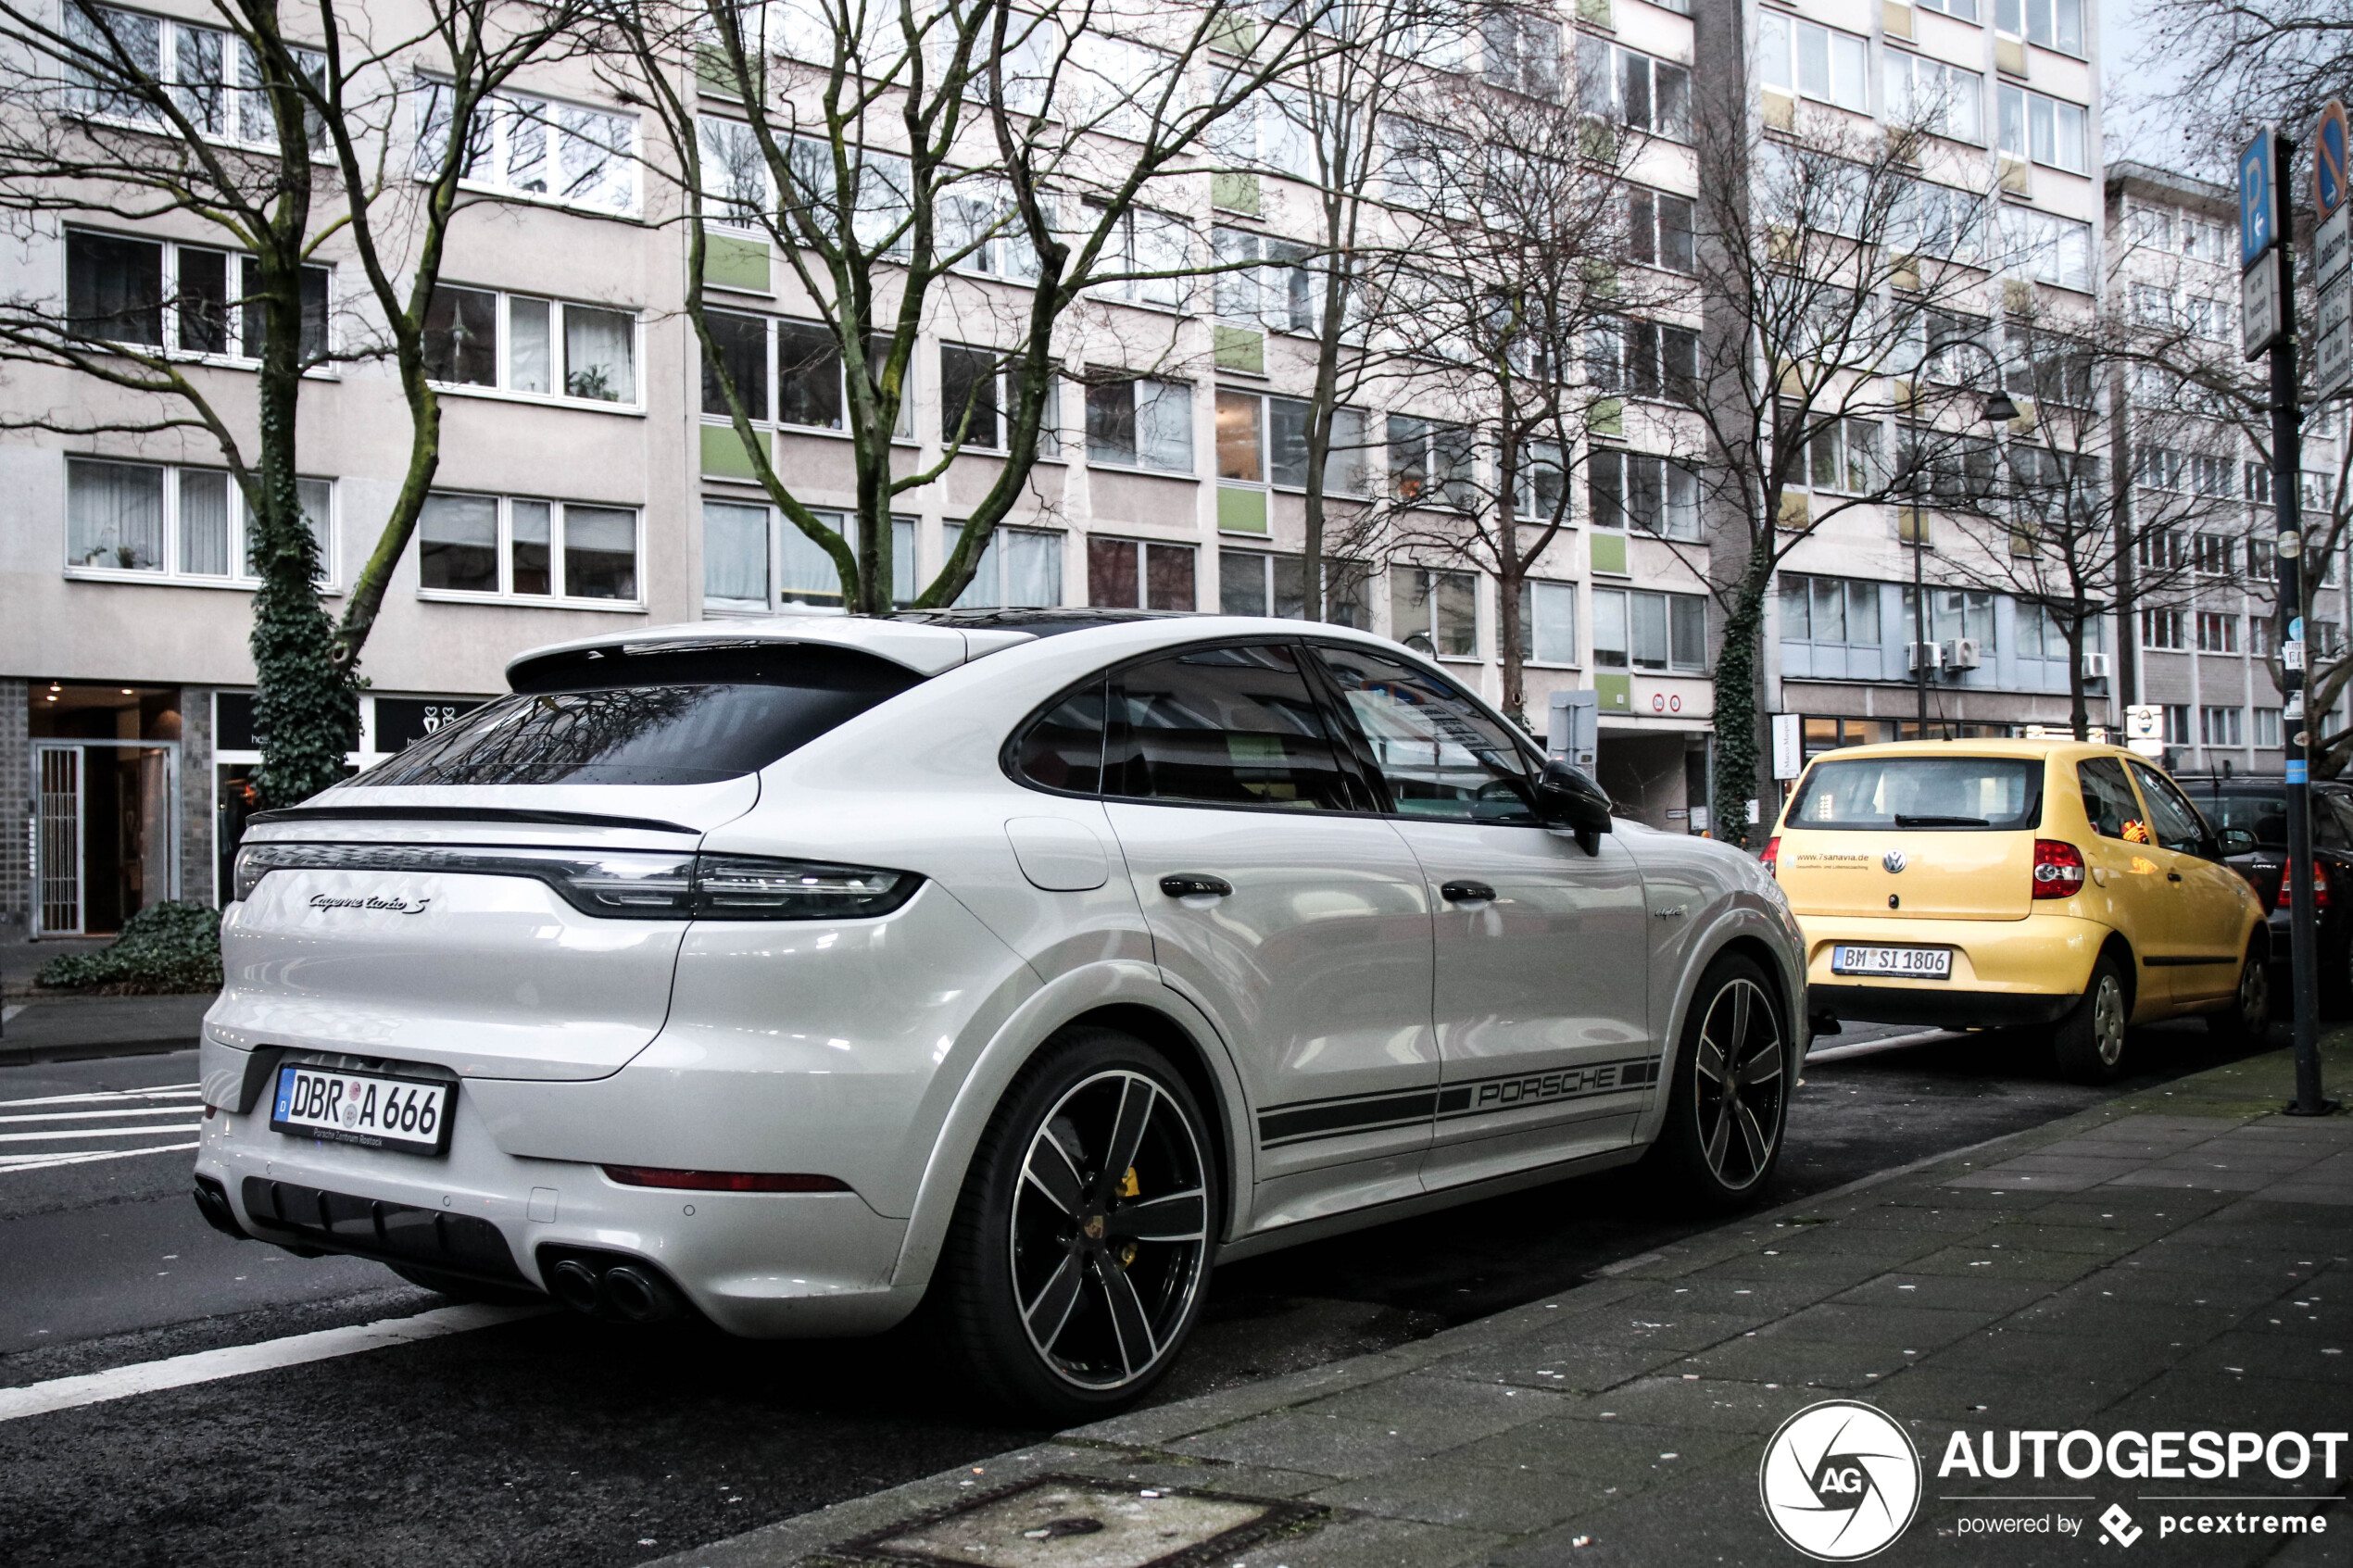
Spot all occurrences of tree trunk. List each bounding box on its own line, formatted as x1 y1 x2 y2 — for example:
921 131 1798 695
1709 563 1769 853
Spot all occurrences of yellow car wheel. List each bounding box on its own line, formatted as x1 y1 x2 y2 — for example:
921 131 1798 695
2052 956 2128 1085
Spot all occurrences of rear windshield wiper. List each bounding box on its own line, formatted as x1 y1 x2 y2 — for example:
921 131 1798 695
1894 813 1989 827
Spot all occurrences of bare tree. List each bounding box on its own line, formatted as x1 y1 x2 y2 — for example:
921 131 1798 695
1931 312 2221 738
0 0 613 804
1367 73 1624 722
2136 0 2353 157
1666 88 2025 848
613 0 1353 614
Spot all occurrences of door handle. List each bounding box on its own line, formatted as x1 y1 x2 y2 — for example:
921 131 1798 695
1159 872 1233 898
1441 879 1498 903
2167 871 2183 883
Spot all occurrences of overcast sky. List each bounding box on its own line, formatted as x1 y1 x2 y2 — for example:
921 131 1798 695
2101 0 2219 177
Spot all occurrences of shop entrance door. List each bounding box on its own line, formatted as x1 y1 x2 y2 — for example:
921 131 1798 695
32 740 178 937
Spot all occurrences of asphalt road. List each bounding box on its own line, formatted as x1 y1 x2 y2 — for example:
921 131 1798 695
0 1017 2284 1568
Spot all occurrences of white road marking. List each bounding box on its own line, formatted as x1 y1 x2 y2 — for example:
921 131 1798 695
0 1124 203 1144
0 1085 201 1110
0 1302 553 1424
1804 1028 1957 1063
0 1142 200 1172
0 1106 207 1124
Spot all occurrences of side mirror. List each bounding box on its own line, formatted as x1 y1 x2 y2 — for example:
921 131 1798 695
1534 758 1614 852
2217 826 2258 857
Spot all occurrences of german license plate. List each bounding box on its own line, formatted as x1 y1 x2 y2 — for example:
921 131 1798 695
1831 945 1954 980
270 1065 452 1155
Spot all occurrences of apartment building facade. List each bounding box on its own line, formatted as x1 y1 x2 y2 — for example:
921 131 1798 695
1739 0 2114 781
2106 158 2347 778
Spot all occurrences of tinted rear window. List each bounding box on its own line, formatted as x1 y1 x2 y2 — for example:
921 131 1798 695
361 646 923 786
1787 755 2044 832
2195 790 2288 847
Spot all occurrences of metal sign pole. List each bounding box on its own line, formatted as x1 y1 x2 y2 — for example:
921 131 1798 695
2253 128 2337 1116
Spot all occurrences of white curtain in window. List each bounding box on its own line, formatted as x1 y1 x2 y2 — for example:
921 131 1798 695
954 526 1000 608
180 470 232 575
779 508 846 606
67 459 164 571
1136 380 1193 472
510 297 552 395
1004 530 1062 608
704 501 770 608
564 307 635 403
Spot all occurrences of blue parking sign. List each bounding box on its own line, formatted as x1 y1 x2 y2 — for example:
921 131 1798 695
2241 128 2278 269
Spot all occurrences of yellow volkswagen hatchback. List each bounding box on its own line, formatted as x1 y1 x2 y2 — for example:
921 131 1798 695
1768 739 2269 1081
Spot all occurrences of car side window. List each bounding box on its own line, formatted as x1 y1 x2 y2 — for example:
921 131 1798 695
1309 644 1540 824
2317 798 2353 850
1011 680 1108 795
2128 763 2210 856
1106 644 1360 811
2078 758 2147 842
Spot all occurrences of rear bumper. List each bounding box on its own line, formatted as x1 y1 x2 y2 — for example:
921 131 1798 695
195 1088 918 1338
1808 985 2074 1029
1795 911 2108 1028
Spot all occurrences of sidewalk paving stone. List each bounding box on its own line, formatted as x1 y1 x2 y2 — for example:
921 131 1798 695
648 1033 2353 1568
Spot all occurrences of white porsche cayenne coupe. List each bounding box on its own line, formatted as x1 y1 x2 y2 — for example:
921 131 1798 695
194 610 1806 1420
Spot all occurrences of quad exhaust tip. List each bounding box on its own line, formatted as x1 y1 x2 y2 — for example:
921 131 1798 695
542 1251 683 1324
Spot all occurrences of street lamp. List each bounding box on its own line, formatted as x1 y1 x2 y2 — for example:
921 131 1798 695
1908 352 2019 733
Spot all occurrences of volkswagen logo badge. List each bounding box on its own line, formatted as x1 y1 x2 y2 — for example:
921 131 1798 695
1881 850 1907 874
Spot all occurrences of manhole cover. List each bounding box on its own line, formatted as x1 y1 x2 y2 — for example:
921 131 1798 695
824 1474 1327 1568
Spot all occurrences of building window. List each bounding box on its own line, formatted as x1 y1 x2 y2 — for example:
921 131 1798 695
1576 39 1690 142
1510 440 1571 522
1901 587 1996 647
938 184 1042 280
1997 86 2090 175
1392 568 1479 658
1088 537 1194 610
1806 417 1884 495
67 6 325 146
1626 188 1696 275
701 314 912 437
66 458 333 584
1593 587 1705 672
1213 227 1318 334
1519 579 1578 665
67 230 328 361
696 119 913 257
1995 0 2086 56
2013 601 2079 659
1085 377 1193 472
1780 573 1883 647
2193 534 2235 576
419 79 639 215
1589 450 1702 538
2255 708 2283 747
2162 704 2191 746
418 493 637 604
1388 416 1474 508
1481 7 1563 99
939 345 1058 456
2002 208 2095 292
1218 549 1371 626
2195 612 2240 653
1758 14 1870 113
2200 706 2245 746
424 286 639 406
1088 207 1191 309
1215 392 1367 495
2141 608 2185 649
1889 54 1983 144
1587 319 1697 400
702 500 915 612
954 526 1063 608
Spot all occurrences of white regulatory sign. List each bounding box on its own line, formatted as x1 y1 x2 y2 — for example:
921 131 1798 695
2245 248 2286 358
2320 273 2353 398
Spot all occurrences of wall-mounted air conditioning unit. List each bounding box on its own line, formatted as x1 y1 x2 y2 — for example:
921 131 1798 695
2082 651 2113 680
1943 637 1982 671
1906 641 1942 672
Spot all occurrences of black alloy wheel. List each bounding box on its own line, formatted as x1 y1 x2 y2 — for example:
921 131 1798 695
1644 953 1790 1210
932 1028 1217 1422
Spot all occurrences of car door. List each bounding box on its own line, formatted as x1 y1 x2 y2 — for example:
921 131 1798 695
1097 641 1440 1221
2128 760 2252 1002
1307 641 1652 1188
2076 756 2181 1008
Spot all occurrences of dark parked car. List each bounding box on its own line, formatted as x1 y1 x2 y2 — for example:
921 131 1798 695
2174 774 2353 1017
